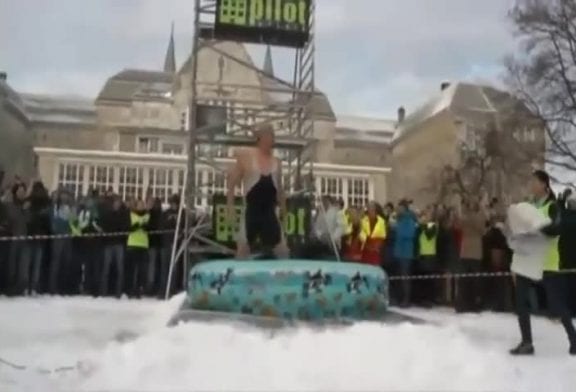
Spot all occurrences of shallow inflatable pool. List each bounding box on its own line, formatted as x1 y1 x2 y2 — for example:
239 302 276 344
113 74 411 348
183 260 389 321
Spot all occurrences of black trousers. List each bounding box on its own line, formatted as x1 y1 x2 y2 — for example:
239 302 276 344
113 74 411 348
413 256 439 305
126 247 148 298
515 273 576 345
454 259 483 312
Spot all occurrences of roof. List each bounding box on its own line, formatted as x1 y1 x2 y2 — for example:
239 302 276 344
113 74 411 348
0 80 28 122
335 115 395 144
392 82 509 144
97 69 174 103
336 115 396 132
20 93 96 125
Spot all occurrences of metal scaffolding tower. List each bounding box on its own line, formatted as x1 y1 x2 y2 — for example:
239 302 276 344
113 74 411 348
171 0 317 281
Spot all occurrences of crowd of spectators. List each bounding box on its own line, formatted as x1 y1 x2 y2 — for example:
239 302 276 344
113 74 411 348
308 194 576 316
1 172 575 320
0 176 182 299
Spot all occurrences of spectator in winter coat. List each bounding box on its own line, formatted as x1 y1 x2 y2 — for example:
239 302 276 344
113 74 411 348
73 196 102 296
126 199 150 298
0 196 10 294
455 196 487 312
49 190 75 294
391 200 418 307
482 218 513 312
99 196 129 297
160 195 180 298
26 182 51 295
147 197 163 296
557 190 576 316
342 206 364 262
6 183 30 295
360 201 387 266
414 210 439 306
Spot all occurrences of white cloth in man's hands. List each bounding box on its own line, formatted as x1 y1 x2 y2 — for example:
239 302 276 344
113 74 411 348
507 202 551 235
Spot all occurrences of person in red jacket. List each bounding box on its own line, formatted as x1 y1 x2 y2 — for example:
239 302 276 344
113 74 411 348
360 202 387 266
343 207 363 262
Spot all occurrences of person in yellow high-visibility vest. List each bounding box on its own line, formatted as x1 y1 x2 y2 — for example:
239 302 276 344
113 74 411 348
126 199 150 298
342 206 364 262
360 201 386 266
510 170 576 356
414 209 439 306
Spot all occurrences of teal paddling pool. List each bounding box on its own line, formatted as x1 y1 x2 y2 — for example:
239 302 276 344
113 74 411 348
182 259 389 321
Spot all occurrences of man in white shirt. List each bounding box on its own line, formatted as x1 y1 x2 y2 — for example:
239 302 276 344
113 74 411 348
313 196 347 256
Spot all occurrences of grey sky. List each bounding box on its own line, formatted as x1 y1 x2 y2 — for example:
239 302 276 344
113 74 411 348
0 0 517 118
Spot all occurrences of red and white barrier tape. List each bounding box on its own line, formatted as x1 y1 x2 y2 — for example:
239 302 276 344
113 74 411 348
0 229 175 242
388 269 576 281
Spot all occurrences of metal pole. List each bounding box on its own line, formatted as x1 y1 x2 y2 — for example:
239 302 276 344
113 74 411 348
317 196 341 262
164 167 188 300
183 0 201 286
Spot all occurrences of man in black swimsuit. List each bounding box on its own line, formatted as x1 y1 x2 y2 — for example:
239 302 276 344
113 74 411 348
226 124 288 258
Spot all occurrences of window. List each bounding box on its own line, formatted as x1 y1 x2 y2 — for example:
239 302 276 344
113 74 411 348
206 170 227 196
119 167 144 201
57 163 84 198
181 107 189 131
162 143 184 155
149 168 173 204
137 137 159 153
347 178 369 208
177 169 185 199
88 165 114 195
320 177 343 200
215 145 230 158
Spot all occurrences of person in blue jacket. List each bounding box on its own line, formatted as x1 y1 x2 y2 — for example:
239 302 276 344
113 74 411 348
392 199 418 307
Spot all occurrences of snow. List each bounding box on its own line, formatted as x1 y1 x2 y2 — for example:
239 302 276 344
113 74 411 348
0 296 574 391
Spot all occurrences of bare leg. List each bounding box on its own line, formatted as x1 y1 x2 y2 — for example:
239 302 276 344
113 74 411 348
273 241 289 259
236 242 250 259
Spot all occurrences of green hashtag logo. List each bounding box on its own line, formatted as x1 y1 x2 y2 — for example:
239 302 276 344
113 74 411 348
219 0 248 25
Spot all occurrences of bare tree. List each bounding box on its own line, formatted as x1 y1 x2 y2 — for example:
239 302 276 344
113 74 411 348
428 118 540 209
506 0 576 185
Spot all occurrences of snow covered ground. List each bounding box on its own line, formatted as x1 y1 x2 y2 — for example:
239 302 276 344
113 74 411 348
0 295 574 392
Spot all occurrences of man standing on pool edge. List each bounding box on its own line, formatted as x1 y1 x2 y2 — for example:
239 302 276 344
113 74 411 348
226 124 289 259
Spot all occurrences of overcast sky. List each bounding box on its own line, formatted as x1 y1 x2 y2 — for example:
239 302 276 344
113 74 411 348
0 0 517 119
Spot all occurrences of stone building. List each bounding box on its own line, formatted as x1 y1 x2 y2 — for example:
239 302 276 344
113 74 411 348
390 82 545 208
0 72 35 181
3 30 393 208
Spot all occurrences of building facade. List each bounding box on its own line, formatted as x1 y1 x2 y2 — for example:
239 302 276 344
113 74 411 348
390 82 546 208
3 33 393 208
0 73 35 181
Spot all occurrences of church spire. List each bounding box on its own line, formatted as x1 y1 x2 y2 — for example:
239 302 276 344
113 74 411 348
163 22 176 73
263 45 274 76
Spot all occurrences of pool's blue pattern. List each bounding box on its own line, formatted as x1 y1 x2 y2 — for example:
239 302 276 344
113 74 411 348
186 260 389 321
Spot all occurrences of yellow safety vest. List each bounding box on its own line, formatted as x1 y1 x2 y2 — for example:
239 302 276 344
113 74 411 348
360 215 386 243
537 201 560 271
419 223 437 257
127 212 150 249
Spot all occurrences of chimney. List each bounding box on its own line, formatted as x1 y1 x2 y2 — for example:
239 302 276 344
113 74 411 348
441 82 450 91
0 72 6 81
397 106 406 124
